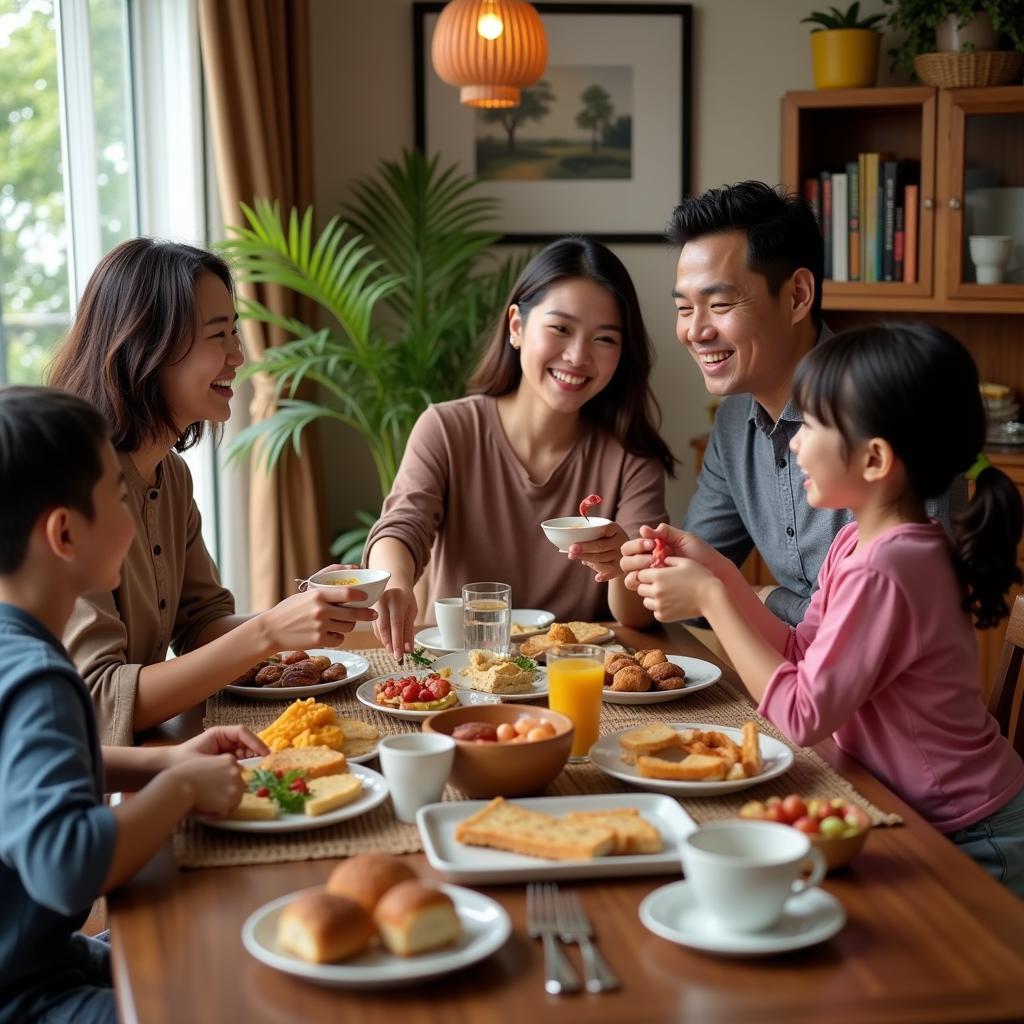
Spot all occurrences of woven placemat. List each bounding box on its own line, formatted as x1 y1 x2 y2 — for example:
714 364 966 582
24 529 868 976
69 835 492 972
174 648 901 869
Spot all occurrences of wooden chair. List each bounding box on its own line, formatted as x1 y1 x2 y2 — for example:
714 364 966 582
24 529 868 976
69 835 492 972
990 593 1024 758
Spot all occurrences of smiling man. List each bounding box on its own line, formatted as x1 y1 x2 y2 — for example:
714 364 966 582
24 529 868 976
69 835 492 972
669 182 844 625
667 181 961 625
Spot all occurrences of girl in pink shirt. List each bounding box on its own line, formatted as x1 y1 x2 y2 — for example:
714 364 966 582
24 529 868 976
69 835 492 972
624 323 1024 897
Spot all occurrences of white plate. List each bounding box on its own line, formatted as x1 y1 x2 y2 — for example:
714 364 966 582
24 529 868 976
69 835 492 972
415 609 556 653
242 883 511 988
431 651 549 703
226 650 370 700
417 792 696 883
602 656 722 705
201 761 388 833
589 722 794 796
639 880 845 956
355 672 501 721
508 608 556 639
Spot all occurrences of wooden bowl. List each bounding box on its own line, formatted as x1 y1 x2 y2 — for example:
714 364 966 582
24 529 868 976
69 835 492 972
810 826 870 871
422 704 573 798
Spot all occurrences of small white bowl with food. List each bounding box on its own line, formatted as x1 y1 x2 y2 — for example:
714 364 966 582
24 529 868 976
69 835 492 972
540 516 612 553
303 568 391 607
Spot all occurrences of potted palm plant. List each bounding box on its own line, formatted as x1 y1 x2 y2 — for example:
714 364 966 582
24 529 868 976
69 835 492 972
884 0 1024 84
802 2 886 88
221 150 526 560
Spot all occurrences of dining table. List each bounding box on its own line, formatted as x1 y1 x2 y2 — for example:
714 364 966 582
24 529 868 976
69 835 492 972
108 622 1024 1024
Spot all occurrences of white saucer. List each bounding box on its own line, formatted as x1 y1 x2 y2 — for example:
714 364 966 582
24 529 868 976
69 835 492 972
414 627 458 653
639 880 845 956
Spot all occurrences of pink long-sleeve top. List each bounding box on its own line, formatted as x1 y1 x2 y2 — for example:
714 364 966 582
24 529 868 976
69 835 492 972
364 395 668 622
759 521 1024 833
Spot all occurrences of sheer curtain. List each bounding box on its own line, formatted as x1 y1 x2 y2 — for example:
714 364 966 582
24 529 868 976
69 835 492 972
197 0 326 609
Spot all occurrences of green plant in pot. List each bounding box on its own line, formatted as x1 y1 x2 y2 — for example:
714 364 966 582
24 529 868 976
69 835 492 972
802 3 886 88
884 1 1024 81
221 149 527 561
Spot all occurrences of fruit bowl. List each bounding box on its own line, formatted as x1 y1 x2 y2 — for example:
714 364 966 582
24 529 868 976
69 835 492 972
739 793 872 873
809 825 870 871
422 704 573 798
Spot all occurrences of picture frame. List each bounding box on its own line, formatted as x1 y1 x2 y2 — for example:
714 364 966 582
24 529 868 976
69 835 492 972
413 3 692 243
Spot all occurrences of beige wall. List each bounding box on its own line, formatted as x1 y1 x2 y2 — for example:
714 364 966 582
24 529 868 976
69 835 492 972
309 0 894 538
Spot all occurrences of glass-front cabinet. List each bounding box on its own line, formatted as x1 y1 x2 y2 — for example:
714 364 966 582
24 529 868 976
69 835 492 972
937 87 1024 303
783 85 1024 314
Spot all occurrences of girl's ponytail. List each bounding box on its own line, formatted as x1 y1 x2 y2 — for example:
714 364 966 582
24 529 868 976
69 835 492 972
954 465 1023 629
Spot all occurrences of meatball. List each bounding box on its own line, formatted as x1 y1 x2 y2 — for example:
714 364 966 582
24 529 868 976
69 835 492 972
321 662 348 683
308 655 332 672
254 663 286 686
276 650 310 665
279 661 322 687
229 659 270 686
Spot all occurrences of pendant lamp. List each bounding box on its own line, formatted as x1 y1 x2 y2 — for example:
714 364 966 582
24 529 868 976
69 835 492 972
431 0 548 109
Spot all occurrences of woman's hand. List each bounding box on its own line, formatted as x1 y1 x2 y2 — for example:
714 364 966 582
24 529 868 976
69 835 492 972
569 523 629 583
635 556 720 622
373 586 418 662
170 725 269 765
167 753 246 817
256 588 377 652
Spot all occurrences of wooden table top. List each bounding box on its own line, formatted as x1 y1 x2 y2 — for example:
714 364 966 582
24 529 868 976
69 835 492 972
109 624 1024 1024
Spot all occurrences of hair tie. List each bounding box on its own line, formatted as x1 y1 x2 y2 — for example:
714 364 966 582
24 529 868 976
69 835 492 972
965 454 992 481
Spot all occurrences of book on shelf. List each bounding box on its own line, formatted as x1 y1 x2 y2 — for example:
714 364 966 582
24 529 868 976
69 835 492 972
846 160 860 282
903 183 919 285
832 172 849 282
821 171 833 281
804 177 820 226
882 161 920 282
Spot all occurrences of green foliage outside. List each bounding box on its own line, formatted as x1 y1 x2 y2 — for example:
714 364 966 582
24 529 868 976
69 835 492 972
221 150 528 561
0 0 133 383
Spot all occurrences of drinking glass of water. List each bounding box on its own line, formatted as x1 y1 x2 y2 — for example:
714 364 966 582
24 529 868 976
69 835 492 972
462 582 512 657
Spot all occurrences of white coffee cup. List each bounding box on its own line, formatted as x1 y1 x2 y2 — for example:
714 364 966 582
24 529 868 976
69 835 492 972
377 733 455 824
680 820 827 933
969 234 1013 285
433 597 464 650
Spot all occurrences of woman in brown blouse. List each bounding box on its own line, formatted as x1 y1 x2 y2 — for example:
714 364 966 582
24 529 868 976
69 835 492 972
49 239 375 745
367 238 677 660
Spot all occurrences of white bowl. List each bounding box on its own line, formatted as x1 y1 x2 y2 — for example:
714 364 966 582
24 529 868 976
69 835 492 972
305 568 390 607
540 516 612 553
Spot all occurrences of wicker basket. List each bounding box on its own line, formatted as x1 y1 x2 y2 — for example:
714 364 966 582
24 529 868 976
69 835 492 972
913 50 1024 88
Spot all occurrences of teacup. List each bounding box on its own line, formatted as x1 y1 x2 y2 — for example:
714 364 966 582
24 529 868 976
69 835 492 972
540 516 612 553
434 597 464 650
377 733 456 824
680 820 827 933
302 567 390 607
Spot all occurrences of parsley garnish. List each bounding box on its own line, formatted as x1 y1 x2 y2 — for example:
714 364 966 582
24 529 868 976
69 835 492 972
248 768 309 814
513 655 536 672
409 647 433 667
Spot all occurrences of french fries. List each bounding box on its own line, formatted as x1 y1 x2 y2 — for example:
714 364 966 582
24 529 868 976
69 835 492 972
620 721 763 782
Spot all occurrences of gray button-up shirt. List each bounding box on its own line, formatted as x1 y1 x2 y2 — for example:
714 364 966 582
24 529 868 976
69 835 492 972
684 367 963 626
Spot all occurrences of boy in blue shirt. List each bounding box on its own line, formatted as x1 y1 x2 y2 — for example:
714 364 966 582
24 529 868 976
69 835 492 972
0 386 268 1023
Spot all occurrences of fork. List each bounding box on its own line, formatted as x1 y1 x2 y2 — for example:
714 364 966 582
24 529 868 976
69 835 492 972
527 882 581 995
555 888 620 993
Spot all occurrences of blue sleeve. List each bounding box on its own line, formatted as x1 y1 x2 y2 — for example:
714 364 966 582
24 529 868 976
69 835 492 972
683 424 754 568
0 672 117 916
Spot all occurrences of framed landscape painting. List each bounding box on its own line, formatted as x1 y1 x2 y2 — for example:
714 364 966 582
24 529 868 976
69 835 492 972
413 3 692 243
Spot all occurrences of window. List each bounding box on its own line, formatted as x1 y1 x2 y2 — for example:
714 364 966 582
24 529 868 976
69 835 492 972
0 0 137 384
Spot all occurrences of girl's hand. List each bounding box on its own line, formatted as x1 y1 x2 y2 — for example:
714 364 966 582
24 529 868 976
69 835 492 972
635 556 718 622
374 586 418 662
622 524 731 591
172 726 269 764
569 523 629 583
257 589 377 652
168 753 246 816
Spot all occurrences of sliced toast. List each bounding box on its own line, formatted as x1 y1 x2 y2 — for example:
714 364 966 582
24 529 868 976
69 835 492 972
618 722 681 764
563 808 663 855
304 774 363 816
260 747 348 779
454 797 615 860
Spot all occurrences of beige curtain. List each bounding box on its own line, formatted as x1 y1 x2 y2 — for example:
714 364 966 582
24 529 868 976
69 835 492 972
198 0 325 608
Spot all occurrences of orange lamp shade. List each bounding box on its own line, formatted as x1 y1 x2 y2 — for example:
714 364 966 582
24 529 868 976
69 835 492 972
431 0 548 109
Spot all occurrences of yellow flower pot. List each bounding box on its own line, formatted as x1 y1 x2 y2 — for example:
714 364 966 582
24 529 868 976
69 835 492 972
810 29 880 89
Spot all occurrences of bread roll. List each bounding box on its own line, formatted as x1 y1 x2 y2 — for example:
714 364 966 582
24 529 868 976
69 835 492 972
326 853 417 913
648 661 685 690
611 665 651 692
635 649 667 669
277 889 375 963
373 881 461 956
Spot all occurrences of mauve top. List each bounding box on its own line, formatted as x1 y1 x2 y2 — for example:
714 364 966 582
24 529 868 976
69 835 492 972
364 395 668 622
759 522 1024 833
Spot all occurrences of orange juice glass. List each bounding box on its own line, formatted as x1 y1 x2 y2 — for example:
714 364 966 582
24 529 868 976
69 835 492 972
547 644 604 763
